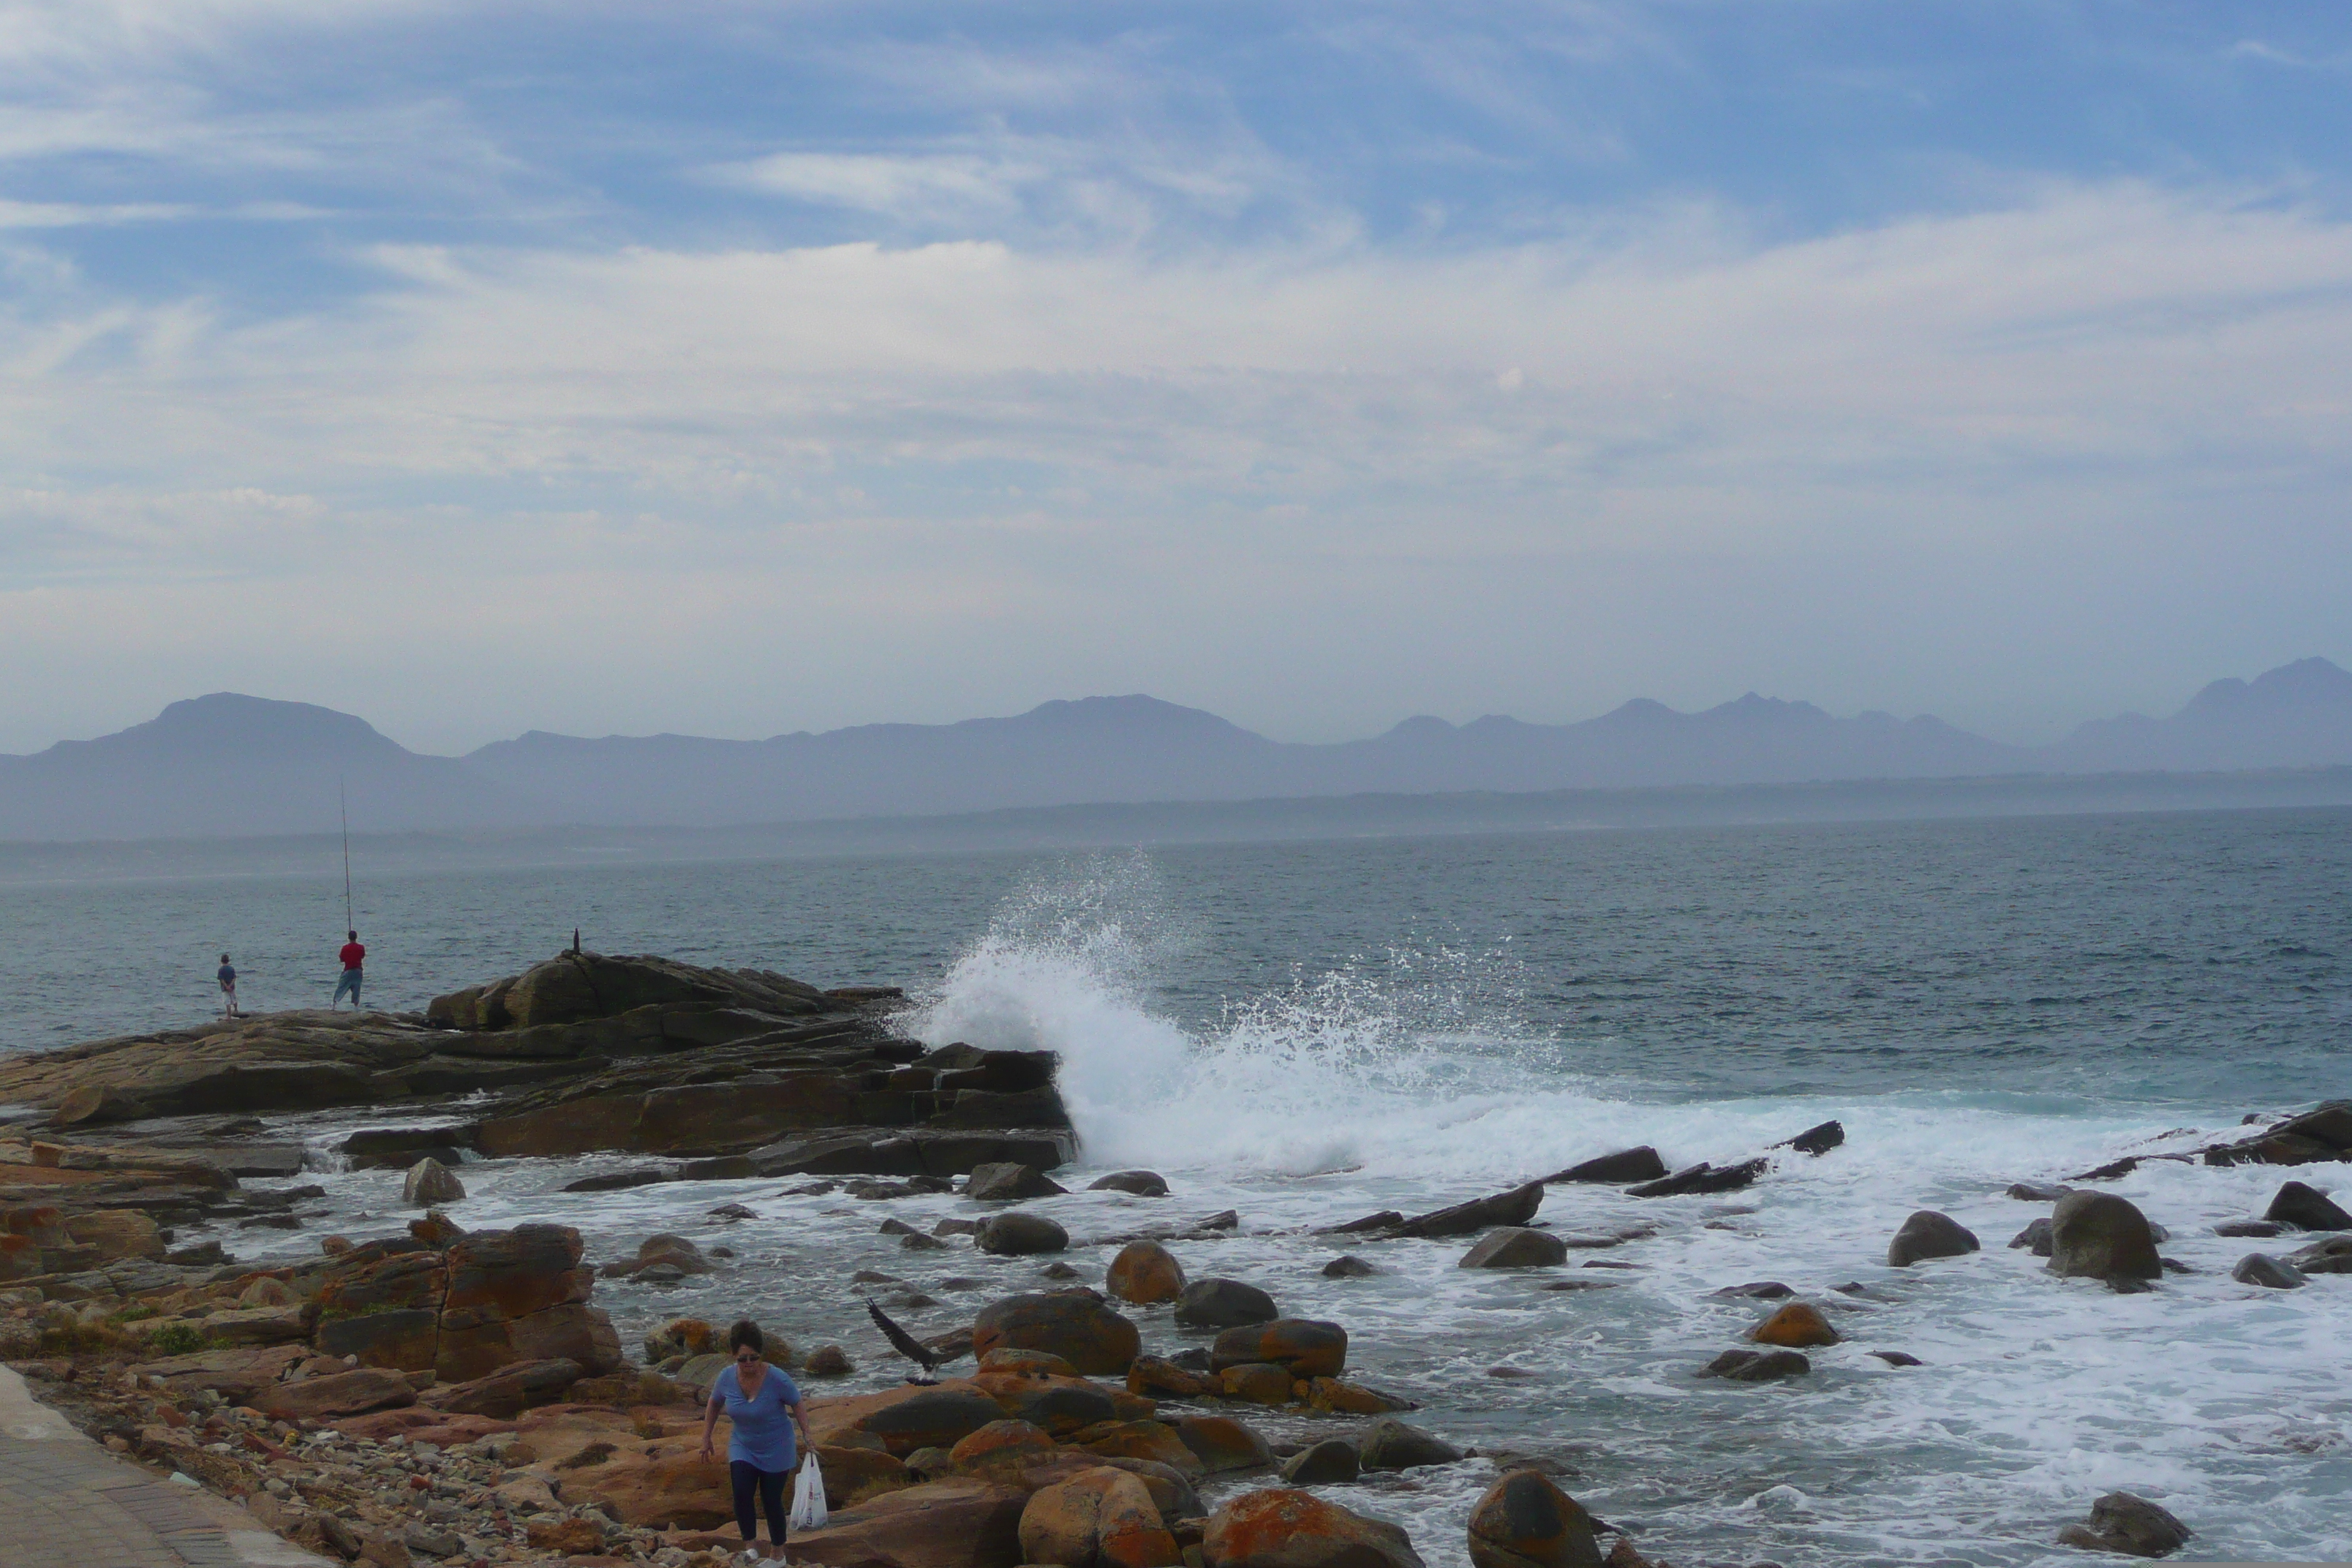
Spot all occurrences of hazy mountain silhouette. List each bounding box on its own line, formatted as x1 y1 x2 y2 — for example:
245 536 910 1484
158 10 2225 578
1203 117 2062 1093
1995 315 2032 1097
4 660 2348 841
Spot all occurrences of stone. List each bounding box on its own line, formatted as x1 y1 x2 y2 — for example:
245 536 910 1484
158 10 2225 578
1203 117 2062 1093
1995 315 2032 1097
1460 1229 1568 1269
402 1159 467 1207
1090 1171 1171 1197
1303 1378 1409 1415
2010 1218 2054 1257
1395 1182 1544 1239
2288 1235 2352 1274
1210 1319 1347 1379
860 1387 1011 1456
1319 1211 1403 1235
2231 1253 2307 1289
1869 1351 1924 1367
2008 1182 2074 1202
1357 1417 1461 1471
791 1477 1032 1568
1697 1349 1810 1382
1172 1414 1275 1474
1624 1158 1767 1198
2264 1180 2352 1231
1770 1120 1844 1157
1126 1356 1208 1399
1019 1465 1181 1568
259 1367 419 1420
984 1373 1121 1437
2053 1491 2193 1558
1322 1256 1376 1278
2048 1192 2163 1283
1107 1241 1187 1305
1221 1363 1294 1405
427 1357 584 1417
61 1210 166 1262
973 1290 1142 1376
1888 1210 1980 1267
2214 1220 2283 1238
1749 1302 1839 1349
2274 1102 2352 1152
1279 1438 1362 1485
951 1418 1058 1469
979 1347 1081 1376
1078 1420 1206 1480
1466 1469 1603 1568
524 1518 605 1555
198 1303 317 1346
1708 1281 1793 1300
1203 1488 1425 1568
978 1212 1071 1256
967 1163 1071 1202
1542 1147 1667 1184
1175 1278 1278 1329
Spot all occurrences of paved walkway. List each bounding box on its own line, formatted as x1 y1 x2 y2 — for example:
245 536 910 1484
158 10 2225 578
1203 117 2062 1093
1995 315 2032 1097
0 1366 328 1568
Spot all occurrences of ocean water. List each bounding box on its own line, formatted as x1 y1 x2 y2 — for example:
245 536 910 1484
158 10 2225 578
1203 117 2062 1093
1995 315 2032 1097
5 807 2352 1563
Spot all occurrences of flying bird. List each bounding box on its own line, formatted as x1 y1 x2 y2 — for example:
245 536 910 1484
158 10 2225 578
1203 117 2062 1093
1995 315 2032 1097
865 1297 941 1384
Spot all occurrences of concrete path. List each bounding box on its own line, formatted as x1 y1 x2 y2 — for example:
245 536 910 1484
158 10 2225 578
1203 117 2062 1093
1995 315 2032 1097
0 1365 329 1568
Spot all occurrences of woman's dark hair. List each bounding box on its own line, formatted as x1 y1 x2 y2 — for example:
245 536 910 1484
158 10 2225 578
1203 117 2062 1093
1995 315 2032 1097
728 1319 764 1354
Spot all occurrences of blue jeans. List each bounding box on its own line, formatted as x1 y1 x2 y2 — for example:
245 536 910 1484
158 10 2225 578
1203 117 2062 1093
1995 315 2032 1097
731 1460 787 1543
333 969 362 1006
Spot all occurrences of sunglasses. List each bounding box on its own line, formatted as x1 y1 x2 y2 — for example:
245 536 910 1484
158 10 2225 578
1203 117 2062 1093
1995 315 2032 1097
736 1352 761 1362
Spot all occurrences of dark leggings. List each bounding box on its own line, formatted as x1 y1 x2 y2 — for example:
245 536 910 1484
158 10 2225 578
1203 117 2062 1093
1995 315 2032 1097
731 1460 788 1544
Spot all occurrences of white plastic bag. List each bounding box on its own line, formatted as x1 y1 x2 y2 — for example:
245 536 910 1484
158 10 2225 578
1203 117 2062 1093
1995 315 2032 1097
790 1450 829 1532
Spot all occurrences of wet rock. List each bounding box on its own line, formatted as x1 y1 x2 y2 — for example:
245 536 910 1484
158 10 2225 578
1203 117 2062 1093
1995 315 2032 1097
1466 1468 1604 1568
977 1212 1071 1256
979 1346 1080 1376
2048 1192 2162 1284
1210 1319 1347 1379
1172 1414 1275 1474
1395 1182 1545 1239
1868 1351 1923 1367
1020 1465 1181 1568
1323 1256 1376 1278
2214 1219 2283 1238
1460 1229 1568 1269
1175 1278 1278 1329
1318 1211 1404 1236
2231 1254 2307 1289
1770 1120 1844 1157
1624 1158 1767 1199
2054 1490 2193 1558
2070 1156 2144 1182
2288 1235 2352 1274
859 1387 1011 1455
603 1234 715 1280
2264 1180 2352 1231
1127 1356 1208 1399
1749 1302 1839 1349
1203 1488 1425 1568
1078 1420 1205 1480
902 1232 951 1252
1091 1172 1171 1197
401 1158 467 1207
1041 1261 1083 1280
1221 1363 1294 1405
1542 1148 1667 1185
1698 1349 1810 1382
2010 1218 2054 1256
2007 1181 2073 1201
1358 1417 1462 1471
1107 1241 1187 1305
950 1417 1058 1469
1887 1210 1980 1267
1708 1281 1792 1300
2274 1101 2352 1151
973 1289 1141 1375
708 1202 757 1221
967 1163 1070 1202
1281 1439 1362 1485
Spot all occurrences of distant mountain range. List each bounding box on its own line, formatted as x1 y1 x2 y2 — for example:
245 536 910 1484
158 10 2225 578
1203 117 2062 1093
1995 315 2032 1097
4 658 2349 841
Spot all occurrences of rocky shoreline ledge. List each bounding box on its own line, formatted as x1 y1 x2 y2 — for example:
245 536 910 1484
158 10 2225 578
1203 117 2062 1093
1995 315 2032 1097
4 949 2351 1565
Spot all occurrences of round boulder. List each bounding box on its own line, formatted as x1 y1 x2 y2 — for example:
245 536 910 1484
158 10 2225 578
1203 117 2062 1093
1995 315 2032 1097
967 1163 1070 1203
2231 1253 2307 1289
1090 1172 1172 1197
1358 1416 1462 1472
402 1158 466 1208
1750 1301 1839 1349
1176 1278 1278 1329
1172 1414 1275 1474
1322 1256 1376 1278
859 1387 1007 1456
1204 1488 1425 1568
978 1212 1070 1256
2054 1491 2192 1557
950 1418 1057 1469
973 1289 1142 1376
2048 1191 2162 1283
2264 1180 2352 1232
1466 1469 1603 1568
1220 1363 1294 1405
1280 1438 1361 1485
1210 1319 1348 1379
979 1346 1080 1376
1887 1210 1979 1267
1107 1241 1187 1305
1459 1229 1569 1269
1022 1466 1182 1568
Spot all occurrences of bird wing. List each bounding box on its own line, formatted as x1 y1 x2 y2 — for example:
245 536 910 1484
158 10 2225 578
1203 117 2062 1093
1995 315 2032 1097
865 1297 938 1368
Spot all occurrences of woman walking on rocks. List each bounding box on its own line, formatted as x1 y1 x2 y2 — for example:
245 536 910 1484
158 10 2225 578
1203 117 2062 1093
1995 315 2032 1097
701 1319 810 1561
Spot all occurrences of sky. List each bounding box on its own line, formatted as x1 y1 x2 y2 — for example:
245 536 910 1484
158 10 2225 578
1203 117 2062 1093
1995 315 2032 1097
3 1 2349 756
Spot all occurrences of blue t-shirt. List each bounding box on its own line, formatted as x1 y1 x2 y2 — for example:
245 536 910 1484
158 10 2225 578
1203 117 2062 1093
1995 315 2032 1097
715 1362 800 1472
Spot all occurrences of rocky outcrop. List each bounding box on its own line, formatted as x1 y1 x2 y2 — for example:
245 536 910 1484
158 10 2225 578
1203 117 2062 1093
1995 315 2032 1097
1466 1469 1604 1568
1542 1147 1667 1184
1395 1183 1545 1239
1625 1158 1766 1198
1204 1488 1425 1568
2048 1192 2163 1284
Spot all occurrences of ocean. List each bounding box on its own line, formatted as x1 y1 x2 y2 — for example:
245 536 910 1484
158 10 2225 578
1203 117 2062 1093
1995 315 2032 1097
5 806 2351 1563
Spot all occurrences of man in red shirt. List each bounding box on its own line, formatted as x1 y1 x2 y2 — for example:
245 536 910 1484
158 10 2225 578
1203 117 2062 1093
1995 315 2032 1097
332 930 366 1009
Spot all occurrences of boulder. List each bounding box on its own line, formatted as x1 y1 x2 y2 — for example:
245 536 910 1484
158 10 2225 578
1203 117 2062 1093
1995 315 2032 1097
1357 1417 1461 1471
860 1387 1011 1456
1770 1120 1844 1157
1749 1302 1839 1349
259 1368 419 1421
1090 1171 1170 1197
1281 1439 1362 1485
1460 1229 1568 1269
1172 1414 1275 1474
1624 1158 1766 1198
1322 1256 1376 1278
982 1373 1121 1438
426 1357 584 1417
1077 1421 1205 1480
1395 1183 1544 1239
977 1213 1070 1256
61 1210 165 1262
967 1163 1070 1202
1542 1147 1667 1185
1106 1242 1187 1305
1126 1356 1208 1399
979 1347 1081 1376
2009 1218 2054 1257
199 1303 317 1346
1019 1466 1181 1568
1211 1319 1347 1379
1175 1278 1278 1329
1303 1379 1409 1416
1887 1210 1980 1267
951 1419 1058 1469
402 1158 467 1207
2231 1254 2307 1289
791 1477 1033 1568
2264 1180 2352 1231
973 1290 1141 1376
435 1224 620 1380
2054 1491 2193 1558
1204 1488 1425 1568
1319 1211 1404 1236
1221 1363 1294 1405
2274 1102 2352 1152
2048 1192 2162 1284
2289 1236 2352 1275
1466 1469 1603 1568
132 1343 308 1403
1697 1349 1810 1382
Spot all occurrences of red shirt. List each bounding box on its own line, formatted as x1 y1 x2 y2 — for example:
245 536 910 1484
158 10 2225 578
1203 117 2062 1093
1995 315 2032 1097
340 942 366 970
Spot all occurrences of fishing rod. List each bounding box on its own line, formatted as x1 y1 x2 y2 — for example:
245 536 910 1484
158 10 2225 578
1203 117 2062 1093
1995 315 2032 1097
340 776 353 932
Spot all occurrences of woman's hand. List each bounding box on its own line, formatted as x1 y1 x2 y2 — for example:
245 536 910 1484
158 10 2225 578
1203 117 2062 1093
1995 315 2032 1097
699 1438 715 1462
